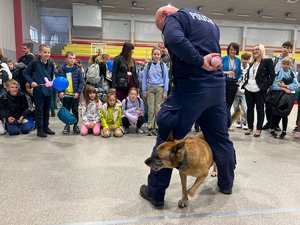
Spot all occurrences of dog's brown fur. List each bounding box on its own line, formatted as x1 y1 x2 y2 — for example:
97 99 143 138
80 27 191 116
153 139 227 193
145 108 241 208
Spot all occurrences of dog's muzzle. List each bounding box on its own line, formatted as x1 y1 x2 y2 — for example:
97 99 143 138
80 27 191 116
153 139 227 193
145 156 164 171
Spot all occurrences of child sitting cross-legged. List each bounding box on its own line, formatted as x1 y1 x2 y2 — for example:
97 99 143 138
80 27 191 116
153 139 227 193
100 92 123 138
0 79 30 135
121 87 145 134
81 85 102 136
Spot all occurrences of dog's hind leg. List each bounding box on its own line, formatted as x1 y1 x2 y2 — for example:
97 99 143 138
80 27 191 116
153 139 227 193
211 163 217 177
187 173 208 197
178 171 188 208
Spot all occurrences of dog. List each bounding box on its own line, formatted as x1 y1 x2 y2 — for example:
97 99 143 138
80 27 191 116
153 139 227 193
144 108 241 208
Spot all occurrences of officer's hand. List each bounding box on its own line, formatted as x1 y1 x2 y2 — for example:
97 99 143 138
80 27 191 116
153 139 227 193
202 53 222 71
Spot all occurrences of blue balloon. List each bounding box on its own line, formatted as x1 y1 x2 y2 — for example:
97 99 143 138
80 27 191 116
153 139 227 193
107 60 113 72
53 77 69 91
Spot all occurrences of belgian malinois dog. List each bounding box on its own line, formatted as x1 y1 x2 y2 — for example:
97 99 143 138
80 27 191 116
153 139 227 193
145 108 240 208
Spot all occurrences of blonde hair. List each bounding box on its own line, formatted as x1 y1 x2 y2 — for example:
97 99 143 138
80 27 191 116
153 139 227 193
253 43 266 60
39 44 50 52
6 79 18 87
282 56 292 65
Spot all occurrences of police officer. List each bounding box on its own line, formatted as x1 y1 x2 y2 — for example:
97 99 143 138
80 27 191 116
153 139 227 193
140 5 236 209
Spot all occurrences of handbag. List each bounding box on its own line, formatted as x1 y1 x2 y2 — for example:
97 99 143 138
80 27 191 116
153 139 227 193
57 106 78 125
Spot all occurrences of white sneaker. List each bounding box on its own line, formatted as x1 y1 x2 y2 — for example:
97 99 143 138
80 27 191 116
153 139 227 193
136 128 144 134
242 124 248 130
0 121 5 135
123 127 129 134
236 123 242 128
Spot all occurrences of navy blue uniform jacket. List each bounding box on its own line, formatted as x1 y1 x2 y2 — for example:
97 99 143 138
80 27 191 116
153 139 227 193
163 8 225 88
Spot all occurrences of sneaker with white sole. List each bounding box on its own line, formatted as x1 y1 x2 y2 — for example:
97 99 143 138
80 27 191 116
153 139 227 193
236 123 242 128
242 124 248 130
136 128 144 134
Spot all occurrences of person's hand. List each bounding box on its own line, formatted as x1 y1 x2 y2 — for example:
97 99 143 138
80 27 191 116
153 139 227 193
143 92 147 99
162 92 168 100
202 53 222 71
284 88 291 94
227 71 235 76
17 116 24 124
73 93 79 99
136 108 141 116
31 82 38 88
58 92 64 99
7 117 15 123
109 125 115 130
279 82 286 88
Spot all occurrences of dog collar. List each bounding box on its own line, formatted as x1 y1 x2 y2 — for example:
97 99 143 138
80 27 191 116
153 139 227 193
176 149 188 170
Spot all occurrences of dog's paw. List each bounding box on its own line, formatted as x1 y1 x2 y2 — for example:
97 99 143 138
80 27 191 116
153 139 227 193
211 171 217 177
178 199 188 208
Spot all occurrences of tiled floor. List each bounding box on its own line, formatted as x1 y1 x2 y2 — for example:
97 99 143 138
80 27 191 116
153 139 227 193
0 107 300 225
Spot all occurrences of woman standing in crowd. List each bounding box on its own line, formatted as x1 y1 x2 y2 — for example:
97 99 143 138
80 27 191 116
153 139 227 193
111 42 139 101
242 43 275 137
222 42 242 109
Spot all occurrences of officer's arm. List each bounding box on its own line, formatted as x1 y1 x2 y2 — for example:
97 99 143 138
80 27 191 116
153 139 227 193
163 14 204 67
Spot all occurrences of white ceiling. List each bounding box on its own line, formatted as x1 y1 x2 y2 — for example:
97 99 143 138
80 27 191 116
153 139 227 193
39 0 300 25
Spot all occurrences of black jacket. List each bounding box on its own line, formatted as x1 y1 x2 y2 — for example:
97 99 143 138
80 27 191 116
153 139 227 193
242 58 276 92
0 92 29 120
112 55 139 90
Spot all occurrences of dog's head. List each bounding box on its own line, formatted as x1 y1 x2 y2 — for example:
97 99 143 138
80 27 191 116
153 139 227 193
145 132 186 171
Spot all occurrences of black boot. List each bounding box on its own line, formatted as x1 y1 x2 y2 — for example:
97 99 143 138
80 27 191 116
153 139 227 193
279 131 286 139
270 130 277 138
37 130 47 138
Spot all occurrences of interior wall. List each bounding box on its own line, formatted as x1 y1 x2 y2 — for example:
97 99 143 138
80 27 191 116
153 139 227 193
30 7 300 51
0 0 16 60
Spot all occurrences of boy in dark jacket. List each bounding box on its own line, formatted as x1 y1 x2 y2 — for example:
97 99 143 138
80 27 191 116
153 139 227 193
23 44 55 138
58 52 84 134
0 79 30 135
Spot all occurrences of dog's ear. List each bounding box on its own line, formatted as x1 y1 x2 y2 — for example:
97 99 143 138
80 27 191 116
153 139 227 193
167 130 174 142
171 141 185 154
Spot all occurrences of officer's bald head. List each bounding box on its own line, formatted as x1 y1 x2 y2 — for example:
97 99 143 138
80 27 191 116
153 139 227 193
155 5 179 31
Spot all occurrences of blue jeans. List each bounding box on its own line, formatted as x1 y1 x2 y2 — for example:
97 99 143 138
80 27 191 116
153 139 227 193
6 120 30 135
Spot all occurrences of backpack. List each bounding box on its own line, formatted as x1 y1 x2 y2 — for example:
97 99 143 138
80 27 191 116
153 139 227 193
57 106 78 125
146 61 164 81
86 63 100 84
125 97 141 110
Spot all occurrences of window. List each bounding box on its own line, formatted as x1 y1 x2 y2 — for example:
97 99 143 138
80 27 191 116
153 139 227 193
30 26 38 42
41 33 46 44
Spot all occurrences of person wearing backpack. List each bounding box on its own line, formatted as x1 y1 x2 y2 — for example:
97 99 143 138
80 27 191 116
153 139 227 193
263 41 298 131
142 47 169 136
58 52 84 134
111 42 139 101
86 55 101 86
121 87 145 134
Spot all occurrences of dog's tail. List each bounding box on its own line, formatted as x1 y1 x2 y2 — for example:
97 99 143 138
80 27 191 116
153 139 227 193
231 107 243 125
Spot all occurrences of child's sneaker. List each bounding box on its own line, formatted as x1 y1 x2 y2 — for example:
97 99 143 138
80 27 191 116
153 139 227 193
242 124 248 130
73 125 80 134
136 128 144 134
236 123 242 128
62 125 70 134
0 120 6 135
279 131 286 139
292 127 297 133
270 130 277 138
